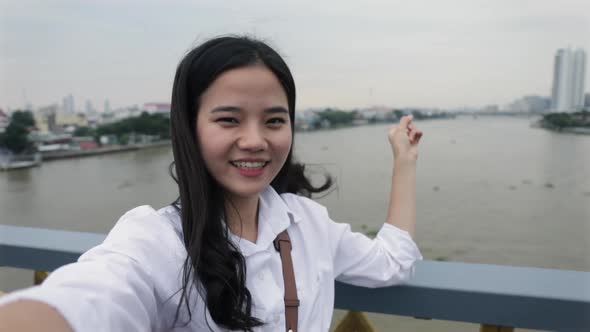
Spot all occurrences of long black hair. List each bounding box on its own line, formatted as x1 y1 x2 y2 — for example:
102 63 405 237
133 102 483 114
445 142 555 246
168 36 332 331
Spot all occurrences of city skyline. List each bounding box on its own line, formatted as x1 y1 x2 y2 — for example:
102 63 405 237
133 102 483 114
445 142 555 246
1 0 589 111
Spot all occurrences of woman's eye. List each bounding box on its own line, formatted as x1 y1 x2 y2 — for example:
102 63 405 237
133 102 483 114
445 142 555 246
267 118 286 125
216 117 239 124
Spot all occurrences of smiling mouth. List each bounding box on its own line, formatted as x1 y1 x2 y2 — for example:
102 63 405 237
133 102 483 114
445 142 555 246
229 161 270 169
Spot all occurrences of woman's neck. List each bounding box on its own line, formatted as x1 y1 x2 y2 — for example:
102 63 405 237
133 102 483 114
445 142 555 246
225 194 260 243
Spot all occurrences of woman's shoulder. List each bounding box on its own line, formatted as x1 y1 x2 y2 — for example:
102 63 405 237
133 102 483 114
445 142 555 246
278 192 329 220
93 204 185 264
106 205 182 242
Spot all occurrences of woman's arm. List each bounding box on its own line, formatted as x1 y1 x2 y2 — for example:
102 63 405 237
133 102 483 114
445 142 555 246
386 115 423 239
326 115 423 286
0 206 179 332
0 300 73 332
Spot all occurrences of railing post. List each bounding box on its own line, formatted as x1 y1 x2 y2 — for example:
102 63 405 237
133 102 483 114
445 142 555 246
34 271 49 285
332 311 377 332
480 324 514 332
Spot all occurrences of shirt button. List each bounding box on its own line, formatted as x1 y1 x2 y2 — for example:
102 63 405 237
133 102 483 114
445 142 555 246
258 272 265 281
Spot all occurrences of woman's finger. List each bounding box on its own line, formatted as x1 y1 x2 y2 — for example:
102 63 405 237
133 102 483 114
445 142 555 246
399 115 412 130
413 131 423 144
405 128 414 142
410 129 418 142
407 122 415 135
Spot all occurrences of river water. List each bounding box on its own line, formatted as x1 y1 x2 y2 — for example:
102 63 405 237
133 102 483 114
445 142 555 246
1 116 589 331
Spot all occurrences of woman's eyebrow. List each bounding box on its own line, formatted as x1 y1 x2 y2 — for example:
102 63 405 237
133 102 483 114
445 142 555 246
210 106 288 114
264 107 288 114
210 106 241 113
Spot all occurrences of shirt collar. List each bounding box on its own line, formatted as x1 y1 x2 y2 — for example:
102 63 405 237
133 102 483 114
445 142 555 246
169 187 302 257
230 186 301 257
260 186 302 229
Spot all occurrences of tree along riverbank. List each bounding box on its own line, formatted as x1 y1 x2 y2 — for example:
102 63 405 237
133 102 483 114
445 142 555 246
536 110 590 134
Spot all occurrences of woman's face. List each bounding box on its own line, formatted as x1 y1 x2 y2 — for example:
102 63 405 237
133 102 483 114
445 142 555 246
196 64 292 200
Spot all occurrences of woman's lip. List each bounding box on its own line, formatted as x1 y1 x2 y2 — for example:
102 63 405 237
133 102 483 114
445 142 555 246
231 162 268 177
228 161 270 166
231 159 270 162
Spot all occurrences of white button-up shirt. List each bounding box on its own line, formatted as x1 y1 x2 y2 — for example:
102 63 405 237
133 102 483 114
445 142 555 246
0 187 422 331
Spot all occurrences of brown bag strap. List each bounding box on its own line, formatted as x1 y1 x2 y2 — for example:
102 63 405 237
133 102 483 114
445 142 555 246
273 230 299 332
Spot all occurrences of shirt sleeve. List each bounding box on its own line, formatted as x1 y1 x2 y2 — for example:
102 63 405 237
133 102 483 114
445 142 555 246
330 219 423 287
0 206 173 332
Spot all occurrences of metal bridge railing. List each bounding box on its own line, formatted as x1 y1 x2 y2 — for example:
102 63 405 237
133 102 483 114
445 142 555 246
1 224 588 331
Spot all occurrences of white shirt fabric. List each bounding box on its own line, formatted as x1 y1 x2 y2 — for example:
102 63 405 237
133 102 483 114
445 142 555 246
0 186 422 331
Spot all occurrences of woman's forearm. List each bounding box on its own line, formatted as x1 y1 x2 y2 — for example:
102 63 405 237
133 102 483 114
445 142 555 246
0 300 73 332
385 159 417 239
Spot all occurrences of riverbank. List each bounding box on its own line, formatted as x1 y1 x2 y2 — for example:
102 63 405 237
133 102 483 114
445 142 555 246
533 120 590 135
534 111 590 135
42 140 171 161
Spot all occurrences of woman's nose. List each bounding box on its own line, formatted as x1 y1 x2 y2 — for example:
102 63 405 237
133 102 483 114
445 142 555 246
237 125 268 151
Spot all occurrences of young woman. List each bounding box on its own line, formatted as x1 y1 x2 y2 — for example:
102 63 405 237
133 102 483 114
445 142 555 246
0 36 424 332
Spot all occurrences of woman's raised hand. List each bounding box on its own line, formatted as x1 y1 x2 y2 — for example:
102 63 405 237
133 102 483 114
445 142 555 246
388 115 423 163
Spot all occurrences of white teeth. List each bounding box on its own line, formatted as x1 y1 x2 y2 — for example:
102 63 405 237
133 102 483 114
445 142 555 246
232 161 266 169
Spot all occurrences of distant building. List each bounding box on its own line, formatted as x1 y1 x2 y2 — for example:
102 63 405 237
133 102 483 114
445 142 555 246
36 104 59 133
143 102 171 115
571 49 587 110
55 113 88 129
508 95 551 113
357 106 397 122
104 99 111 113
551 48 587 112
36 105 87 133
295 109 320 131
482 105 499 113
0 109 9 133
585 93 590 108
85 100 95 114
30 132 75 155
105 105 142 124
61 94 75 115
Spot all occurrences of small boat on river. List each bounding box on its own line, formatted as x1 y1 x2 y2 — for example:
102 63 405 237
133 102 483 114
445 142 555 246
0 153 42 171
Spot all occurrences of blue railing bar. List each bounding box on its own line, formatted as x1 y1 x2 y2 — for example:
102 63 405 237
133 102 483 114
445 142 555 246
1 224 589 331
0 225 105 271
335 261 590 332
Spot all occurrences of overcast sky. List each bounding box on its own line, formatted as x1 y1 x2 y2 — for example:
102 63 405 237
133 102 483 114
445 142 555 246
1 0 589 111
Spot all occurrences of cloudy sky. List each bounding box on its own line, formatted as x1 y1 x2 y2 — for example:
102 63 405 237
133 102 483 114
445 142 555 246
1 0 589 111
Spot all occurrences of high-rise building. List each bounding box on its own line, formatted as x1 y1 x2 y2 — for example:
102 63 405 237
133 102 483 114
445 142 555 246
85 100 95 114
551 48 587 112
61 94 75 114
571 50 587 110
104 99 111 113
